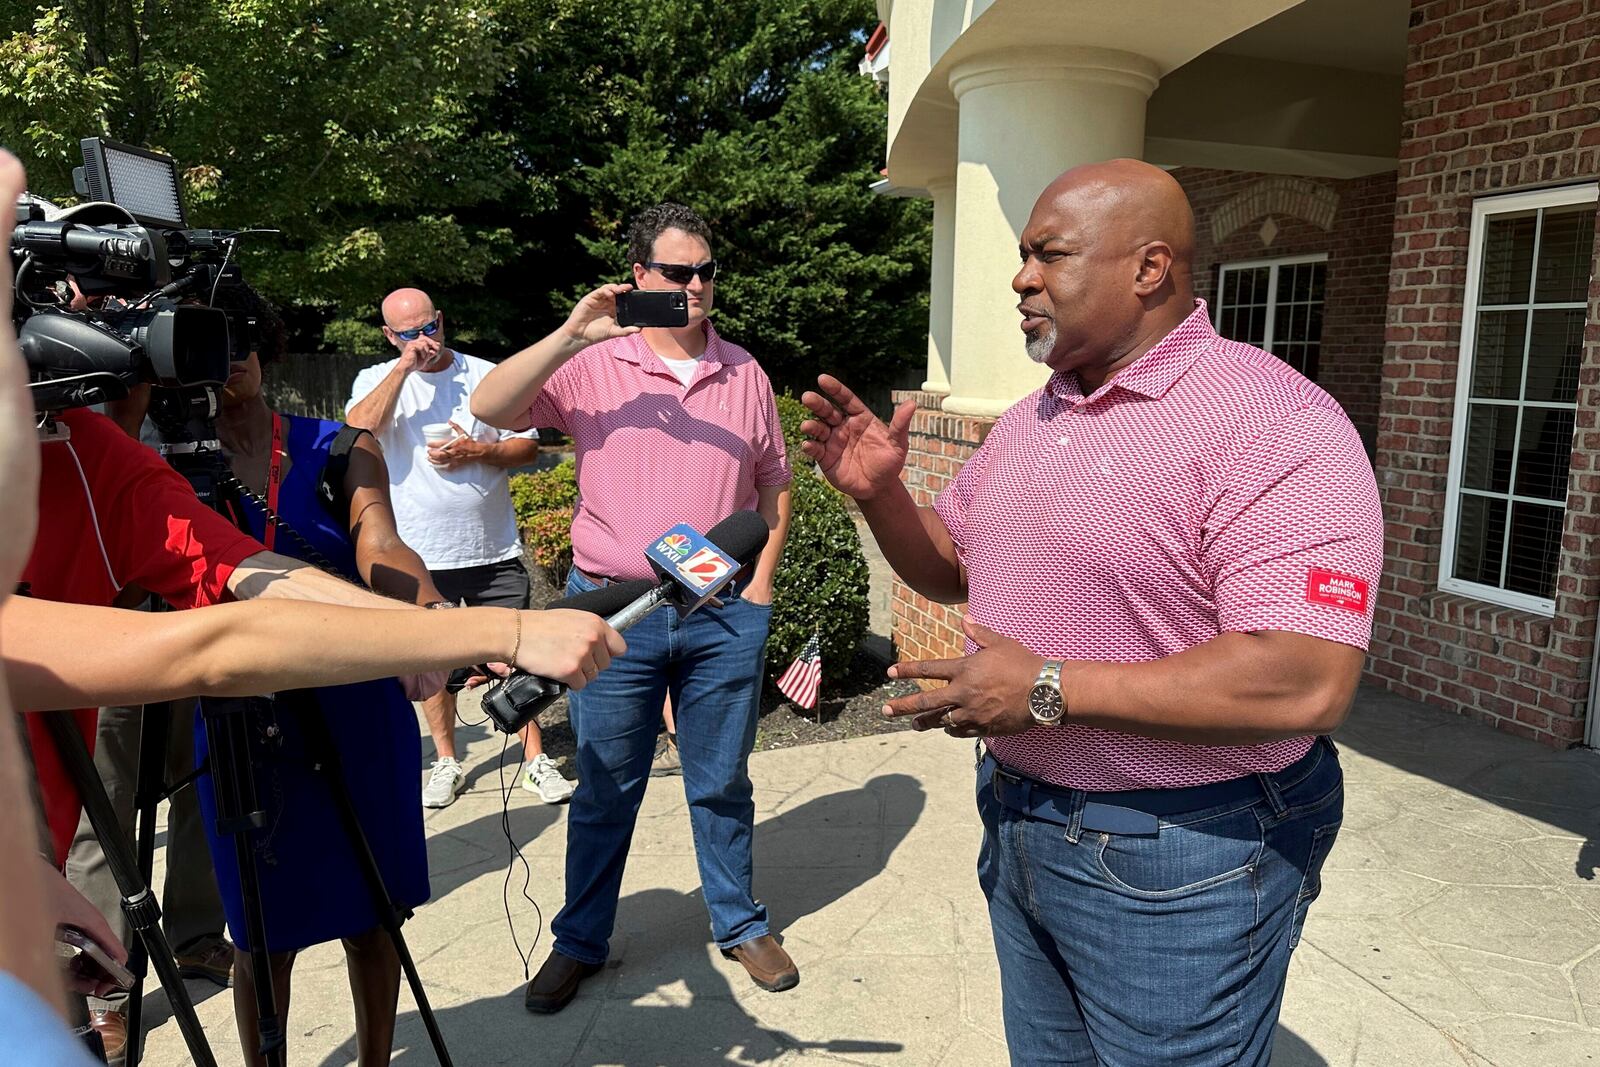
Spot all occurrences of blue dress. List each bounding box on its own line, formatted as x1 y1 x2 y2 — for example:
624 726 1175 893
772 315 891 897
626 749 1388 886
195 414 431 953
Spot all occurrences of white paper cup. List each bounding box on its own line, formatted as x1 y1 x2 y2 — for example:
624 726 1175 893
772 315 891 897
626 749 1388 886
421 423 457 446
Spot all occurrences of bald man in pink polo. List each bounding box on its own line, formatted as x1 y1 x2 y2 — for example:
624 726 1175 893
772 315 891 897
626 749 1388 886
800 161 1382 1066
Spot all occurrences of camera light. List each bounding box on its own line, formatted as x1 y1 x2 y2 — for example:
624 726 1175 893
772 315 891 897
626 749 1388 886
78 138 187 229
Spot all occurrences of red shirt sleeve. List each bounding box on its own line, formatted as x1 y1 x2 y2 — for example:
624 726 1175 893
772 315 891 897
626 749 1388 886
74 412 262 607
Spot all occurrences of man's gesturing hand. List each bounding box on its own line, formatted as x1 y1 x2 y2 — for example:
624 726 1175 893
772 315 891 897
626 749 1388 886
884 619 1045 737
798 374 916 502
516 608 628 690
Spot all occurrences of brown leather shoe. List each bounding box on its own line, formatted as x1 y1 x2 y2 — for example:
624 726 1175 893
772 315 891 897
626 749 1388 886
722 934 799 992
524 950 603 1014
87 1008 128 1064
175 935 234 987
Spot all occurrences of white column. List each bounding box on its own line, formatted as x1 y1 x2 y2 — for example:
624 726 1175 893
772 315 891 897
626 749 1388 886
923 177 956 394
944 48 1159 417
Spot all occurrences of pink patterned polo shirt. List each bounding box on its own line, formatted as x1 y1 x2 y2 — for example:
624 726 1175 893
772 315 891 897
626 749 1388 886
526 322 792 582
935 302 1383 791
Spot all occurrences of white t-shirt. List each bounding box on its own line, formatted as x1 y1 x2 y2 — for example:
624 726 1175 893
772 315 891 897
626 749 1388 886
658 354 699 388
346 350 533 571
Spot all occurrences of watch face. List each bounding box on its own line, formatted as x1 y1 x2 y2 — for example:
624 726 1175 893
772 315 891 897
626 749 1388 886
1029 684 1062 723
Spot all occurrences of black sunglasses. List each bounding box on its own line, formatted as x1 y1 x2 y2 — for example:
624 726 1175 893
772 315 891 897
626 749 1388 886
391 313 441 343
644 260 718 285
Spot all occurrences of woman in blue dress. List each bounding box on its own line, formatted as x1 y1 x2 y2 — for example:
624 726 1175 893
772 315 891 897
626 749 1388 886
199 285 443 1066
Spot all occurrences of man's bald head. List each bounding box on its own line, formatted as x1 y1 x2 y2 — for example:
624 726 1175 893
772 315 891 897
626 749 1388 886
382 287 435 331
1038 159 1195 277
1012 158 1198 386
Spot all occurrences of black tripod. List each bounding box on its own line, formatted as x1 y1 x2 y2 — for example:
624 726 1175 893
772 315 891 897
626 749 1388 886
111 390 455 1066
42 709 219 1067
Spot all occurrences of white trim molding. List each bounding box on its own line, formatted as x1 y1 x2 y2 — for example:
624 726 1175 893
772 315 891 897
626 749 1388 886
1439 181 1599 617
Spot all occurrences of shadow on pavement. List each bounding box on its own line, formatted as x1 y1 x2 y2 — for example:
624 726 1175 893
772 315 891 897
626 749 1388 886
321 773 925 1066
1270 1026 1328 1066
1334 685 1600 879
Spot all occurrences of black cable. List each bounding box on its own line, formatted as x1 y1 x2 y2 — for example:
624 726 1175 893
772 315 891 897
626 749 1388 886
497 733 543 981
217 468 340 576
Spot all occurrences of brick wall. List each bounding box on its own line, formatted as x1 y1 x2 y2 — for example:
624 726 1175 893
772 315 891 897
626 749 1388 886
1174 168 1398 447
891 390 991 663
1367 0 1600 746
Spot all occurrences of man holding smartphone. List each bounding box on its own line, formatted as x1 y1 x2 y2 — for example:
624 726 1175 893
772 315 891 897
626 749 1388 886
472 202 796 1013
346 289 571 808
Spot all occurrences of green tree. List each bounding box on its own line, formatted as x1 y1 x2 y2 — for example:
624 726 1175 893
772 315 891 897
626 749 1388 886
0 0 531 352
493 0 930 398
1 0 931 393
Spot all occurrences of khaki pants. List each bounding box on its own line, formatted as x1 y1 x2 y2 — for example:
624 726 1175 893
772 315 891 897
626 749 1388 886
65 701 225 1013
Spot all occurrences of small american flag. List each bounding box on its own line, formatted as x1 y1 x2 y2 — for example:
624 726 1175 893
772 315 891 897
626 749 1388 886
775 631 823 710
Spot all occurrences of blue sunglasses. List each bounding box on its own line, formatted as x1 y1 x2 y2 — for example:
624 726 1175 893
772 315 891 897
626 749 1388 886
392 314 441 343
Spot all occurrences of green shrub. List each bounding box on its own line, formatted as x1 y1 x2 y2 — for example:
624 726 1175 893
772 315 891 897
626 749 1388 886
768 471 869 684
509 446 871 684
524 507 575 576
510 458 578 516
774 393 812 465
511 459 578 579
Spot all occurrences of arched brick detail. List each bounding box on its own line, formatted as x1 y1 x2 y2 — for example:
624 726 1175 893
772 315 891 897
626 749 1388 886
1210 177 1341 243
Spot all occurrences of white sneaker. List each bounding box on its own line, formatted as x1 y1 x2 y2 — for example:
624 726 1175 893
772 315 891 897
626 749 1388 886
522 754 575 804
422 757 467 808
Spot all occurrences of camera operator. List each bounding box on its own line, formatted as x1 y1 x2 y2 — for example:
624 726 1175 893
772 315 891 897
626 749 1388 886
2 151 624 1063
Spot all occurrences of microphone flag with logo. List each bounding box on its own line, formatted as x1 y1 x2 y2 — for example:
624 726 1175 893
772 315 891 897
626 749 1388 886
776 629 823 713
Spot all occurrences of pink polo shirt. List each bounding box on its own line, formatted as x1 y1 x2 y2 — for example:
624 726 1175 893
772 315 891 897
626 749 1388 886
936 302 1383 791
526 322 792 581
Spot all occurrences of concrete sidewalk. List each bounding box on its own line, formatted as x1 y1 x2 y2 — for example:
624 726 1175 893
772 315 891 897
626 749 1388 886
135 686 1600 1066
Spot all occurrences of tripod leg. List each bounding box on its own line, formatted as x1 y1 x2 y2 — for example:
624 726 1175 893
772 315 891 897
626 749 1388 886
42 713 218 1067
123 700 172 1066
294 693 455 1067
199 701 286 1067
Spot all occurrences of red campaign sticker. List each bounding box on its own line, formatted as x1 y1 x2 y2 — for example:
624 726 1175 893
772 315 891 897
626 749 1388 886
1305 569 1369 613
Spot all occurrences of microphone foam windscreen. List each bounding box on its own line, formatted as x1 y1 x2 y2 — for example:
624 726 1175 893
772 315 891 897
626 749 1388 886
553 578 657 615
704 510 770 565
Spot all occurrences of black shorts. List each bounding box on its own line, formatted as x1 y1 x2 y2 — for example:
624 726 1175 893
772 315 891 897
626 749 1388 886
429 558 532 611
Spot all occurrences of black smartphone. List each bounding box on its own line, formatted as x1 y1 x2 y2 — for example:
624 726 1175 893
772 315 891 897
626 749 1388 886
616 289 689 328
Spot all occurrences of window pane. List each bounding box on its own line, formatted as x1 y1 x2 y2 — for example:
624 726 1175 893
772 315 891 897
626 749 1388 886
1479 211 1537 304
1469 310 1528 399
1299 342 1320 379
1454 494 1507 586
1524 308 1585 403
1245 304 1267 346
1505 502 1563 598
1514 407 1575 501
1463 404 1516 492
1533 205 1596 303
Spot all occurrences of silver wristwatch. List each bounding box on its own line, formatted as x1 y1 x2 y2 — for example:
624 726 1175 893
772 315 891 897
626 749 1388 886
1027 660 1065 726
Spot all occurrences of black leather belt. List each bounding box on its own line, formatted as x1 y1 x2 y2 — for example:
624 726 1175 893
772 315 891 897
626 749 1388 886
984 739 1325 836
575 566 628 587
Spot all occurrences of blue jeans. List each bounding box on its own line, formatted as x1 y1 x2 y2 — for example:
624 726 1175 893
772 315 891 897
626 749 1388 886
551 568 773 964
976 738 1343 1067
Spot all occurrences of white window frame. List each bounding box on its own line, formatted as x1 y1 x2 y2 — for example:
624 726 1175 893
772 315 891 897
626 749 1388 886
1213 253 1329 366
1440 182 1599 615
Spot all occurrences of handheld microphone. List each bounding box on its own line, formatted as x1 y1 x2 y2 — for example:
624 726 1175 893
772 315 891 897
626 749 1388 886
480 511 771 734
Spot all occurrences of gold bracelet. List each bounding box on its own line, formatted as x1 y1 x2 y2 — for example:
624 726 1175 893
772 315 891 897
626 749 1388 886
507 607 522 667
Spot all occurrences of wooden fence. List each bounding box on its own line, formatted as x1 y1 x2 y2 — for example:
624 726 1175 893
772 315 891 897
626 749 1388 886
263 352 375 421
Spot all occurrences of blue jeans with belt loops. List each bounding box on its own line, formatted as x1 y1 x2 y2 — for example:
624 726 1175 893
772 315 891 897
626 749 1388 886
976 738 1343 1067
551 567 773 965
